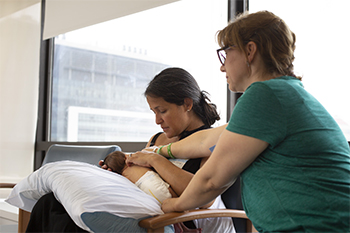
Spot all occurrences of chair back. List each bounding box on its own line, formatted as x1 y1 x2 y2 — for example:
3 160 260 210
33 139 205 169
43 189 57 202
42 144 121 166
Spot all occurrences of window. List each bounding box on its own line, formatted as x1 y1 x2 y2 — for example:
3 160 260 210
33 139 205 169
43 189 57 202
250 0 350 140
50 0 228 142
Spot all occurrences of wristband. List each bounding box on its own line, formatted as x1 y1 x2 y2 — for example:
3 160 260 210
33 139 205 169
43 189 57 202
157 145 165 155
167 143 176 159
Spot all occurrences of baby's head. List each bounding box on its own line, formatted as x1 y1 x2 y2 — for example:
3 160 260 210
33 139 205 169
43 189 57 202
103 151 127 175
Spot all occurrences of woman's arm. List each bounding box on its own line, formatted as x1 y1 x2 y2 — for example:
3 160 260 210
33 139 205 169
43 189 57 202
127 152 194 196
127 124 227 196
154 124 227 159
161 129 269 213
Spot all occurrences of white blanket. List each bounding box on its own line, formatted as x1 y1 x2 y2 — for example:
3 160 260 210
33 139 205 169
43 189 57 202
6 161 163 232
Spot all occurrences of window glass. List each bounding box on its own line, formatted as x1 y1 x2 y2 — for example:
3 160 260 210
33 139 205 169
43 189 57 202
51 0 228 142
250 0 350 140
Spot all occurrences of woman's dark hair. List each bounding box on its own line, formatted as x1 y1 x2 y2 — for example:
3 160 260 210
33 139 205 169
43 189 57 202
144 67 220 127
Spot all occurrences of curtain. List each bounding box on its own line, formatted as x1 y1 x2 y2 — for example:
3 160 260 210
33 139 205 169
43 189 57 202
0 1 41 183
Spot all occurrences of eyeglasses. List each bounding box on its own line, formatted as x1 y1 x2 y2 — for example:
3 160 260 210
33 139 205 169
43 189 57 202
216 46 234 66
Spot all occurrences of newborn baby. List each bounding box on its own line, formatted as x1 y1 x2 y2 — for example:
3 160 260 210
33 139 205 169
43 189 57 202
101 151 176 203
101 151 204 233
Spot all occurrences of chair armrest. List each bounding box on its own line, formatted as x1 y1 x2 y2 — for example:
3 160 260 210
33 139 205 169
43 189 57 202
0 183 16 188
139 209 248 231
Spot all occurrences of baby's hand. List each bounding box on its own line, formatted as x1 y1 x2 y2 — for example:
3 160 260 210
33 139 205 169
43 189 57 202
98 160 113 171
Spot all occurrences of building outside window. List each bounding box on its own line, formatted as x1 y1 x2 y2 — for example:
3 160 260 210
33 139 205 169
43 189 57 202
50 0 228 142
50 0 350 143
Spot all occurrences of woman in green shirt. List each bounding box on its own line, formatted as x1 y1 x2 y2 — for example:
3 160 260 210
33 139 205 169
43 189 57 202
128 11 350 232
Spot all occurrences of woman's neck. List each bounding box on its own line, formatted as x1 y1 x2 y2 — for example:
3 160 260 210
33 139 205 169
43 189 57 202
180 124 208 140
185 114 205 132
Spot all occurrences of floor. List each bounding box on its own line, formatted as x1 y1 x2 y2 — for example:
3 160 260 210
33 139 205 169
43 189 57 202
0 190 18 233
0 217 17 233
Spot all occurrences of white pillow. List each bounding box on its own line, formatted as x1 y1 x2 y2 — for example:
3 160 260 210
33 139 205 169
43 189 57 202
6 161 163 232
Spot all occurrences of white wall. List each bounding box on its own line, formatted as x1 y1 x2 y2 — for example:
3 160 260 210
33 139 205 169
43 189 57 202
0 1 41 186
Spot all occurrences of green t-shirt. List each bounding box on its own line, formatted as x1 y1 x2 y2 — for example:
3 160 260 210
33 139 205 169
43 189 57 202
226 76 350 232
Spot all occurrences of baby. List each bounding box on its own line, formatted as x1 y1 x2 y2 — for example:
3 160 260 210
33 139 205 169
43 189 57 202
100 151 176 203
101 151 203 233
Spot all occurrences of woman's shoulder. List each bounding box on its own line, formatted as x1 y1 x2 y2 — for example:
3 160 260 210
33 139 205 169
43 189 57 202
249 76 301 92
155 133 179 146
148 132 163 147
146 132 179 147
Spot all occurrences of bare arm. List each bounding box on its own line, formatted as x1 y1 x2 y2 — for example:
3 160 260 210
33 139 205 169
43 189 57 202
126 125 227 196
154 124 227 159
161 130 269 213
127 152 194 196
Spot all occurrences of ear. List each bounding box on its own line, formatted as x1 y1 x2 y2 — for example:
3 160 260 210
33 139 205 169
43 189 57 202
246 41 258 63
184 98 193 111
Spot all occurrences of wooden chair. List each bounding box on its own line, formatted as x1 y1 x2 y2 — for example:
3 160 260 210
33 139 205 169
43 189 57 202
139 208 256 233
139 177 257 233
1 144 257 233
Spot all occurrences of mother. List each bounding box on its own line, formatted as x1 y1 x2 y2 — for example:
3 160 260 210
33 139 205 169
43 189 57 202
26 67 234 233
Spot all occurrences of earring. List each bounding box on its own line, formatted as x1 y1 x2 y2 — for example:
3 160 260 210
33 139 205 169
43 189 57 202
187 109 190 112
246 61 250 67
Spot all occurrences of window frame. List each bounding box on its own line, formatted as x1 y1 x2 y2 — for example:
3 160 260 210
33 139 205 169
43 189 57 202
34 0 247 170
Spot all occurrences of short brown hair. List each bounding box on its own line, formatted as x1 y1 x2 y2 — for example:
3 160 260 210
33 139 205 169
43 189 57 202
217 11 301 80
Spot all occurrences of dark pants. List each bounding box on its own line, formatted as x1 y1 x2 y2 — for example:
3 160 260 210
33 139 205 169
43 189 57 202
26 192 88 232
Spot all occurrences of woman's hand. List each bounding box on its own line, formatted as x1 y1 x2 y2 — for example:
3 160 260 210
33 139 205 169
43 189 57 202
161 197 181 213
125 151 158 168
